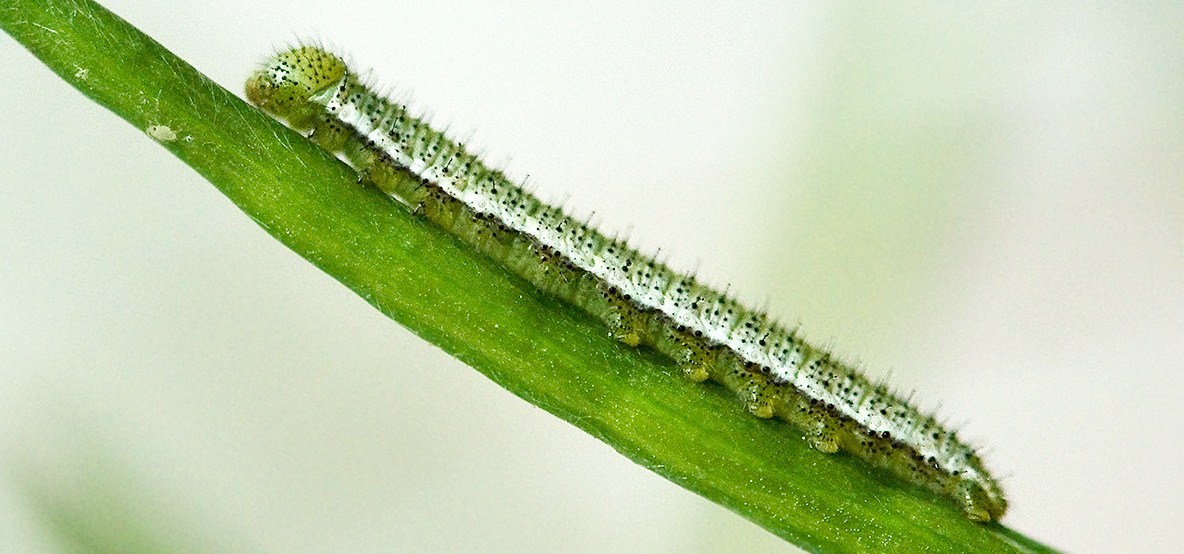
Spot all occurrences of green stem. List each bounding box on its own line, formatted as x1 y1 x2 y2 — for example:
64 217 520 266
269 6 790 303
1 1 1057 552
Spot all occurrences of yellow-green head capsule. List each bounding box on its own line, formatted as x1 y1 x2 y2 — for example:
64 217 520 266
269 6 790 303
246 46 348 131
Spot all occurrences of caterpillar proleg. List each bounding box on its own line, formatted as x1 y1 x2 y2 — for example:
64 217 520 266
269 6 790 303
245 45 1006 521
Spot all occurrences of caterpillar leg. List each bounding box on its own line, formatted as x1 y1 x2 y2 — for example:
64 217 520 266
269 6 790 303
528 245 584 299
955 480 1007 522
652 323 718 382
744 372 780 419
336 135 438 217
579 282 648 347
793 399 842 454
716 360 777 418
306 115 351 151
805 426 841 454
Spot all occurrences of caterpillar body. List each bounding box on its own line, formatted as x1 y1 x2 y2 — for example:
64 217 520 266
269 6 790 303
245 46 1006 521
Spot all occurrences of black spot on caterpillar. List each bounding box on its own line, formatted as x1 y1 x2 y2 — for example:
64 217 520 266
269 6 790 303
245 45 1006 521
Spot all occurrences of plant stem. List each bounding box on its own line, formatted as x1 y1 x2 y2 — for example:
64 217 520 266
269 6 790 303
1 1 1058 552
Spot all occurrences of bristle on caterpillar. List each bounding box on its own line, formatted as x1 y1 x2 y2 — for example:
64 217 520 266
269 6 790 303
245 45 1007 522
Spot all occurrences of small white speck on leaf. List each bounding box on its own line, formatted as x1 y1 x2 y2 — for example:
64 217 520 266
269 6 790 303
146 124 177 142
74 67 88 80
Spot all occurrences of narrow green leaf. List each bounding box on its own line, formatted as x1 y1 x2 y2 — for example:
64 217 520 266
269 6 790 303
1 1 1058 552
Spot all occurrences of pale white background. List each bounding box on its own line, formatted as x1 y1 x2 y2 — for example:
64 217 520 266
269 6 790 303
2 2 1182 552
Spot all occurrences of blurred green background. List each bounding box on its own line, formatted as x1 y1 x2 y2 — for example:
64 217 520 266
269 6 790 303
2 2 1181 552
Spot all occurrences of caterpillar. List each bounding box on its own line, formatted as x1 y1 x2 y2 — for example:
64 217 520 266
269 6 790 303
245 45 1006 522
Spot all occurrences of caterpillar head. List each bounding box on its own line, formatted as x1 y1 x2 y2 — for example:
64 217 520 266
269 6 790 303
245 46 348 130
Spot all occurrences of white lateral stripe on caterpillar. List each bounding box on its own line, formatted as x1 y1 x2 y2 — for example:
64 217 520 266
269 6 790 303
328 80 941 453
245 45 1006 521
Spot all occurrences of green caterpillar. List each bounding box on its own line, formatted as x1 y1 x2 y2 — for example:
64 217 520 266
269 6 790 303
245 45 1007 522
